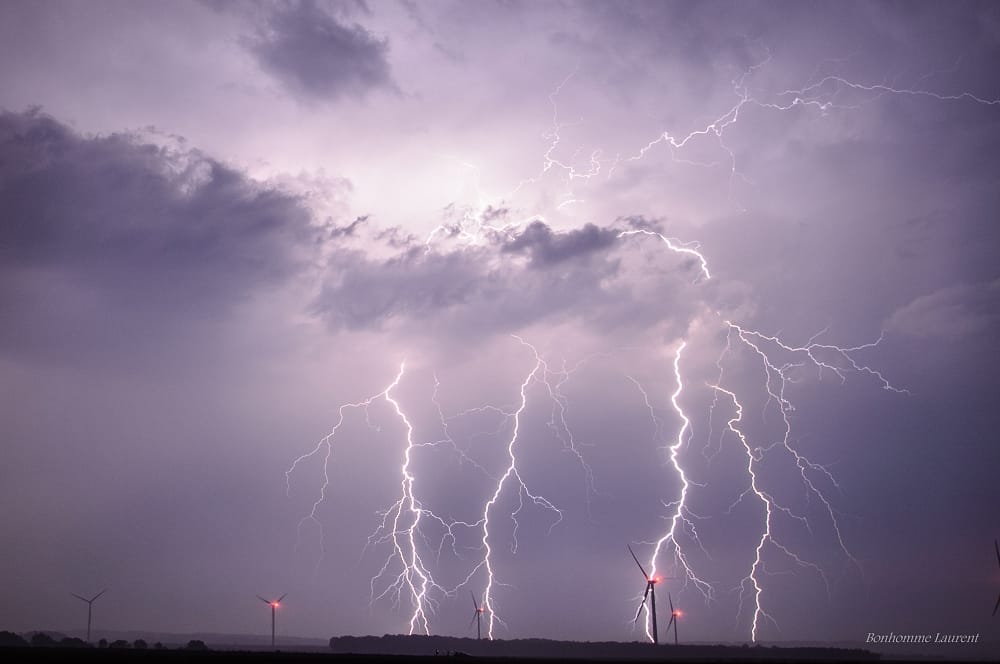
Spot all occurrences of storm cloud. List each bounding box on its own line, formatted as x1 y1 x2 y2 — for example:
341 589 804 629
501 221 618 267
0 109 318 365
245 0 395 101
312 217 708 341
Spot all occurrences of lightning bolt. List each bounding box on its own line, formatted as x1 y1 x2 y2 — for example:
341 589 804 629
707 384 775 641
366 363 442 635
617 228 711 282
287 364 464 634
447 336 614 639
285 374 399 570
511 54 1000 213
537 352 604 509
511 68 604 201
476 336 566 639
628 344 715 643
712 320 907 640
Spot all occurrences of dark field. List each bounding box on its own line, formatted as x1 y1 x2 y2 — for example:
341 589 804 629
0 640 880 664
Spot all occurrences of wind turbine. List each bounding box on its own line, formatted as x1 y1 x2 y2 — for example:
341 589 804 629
469 591 485 640
666 592 680 645
257 593 287 648
993 539 1000 617
70 589 106 643
628 545 668 645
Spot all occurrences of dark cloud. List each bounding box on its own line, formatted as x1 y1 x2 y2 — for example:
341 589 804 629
245 0 394 101
312 226 621 334
328 214 367 238
886 280 1000 340
313 219 705 339
501 220 618 268
0 108 317 365
315 246 483 329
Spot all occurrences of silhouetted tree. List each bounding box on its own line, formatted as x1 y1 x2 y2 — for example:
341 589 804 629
185 639 209 651
30 633 56 647
109 639 131 649
153 641 165 650
0 631 28 647
59 637 90 648
98 638 108 648
133 638 148 649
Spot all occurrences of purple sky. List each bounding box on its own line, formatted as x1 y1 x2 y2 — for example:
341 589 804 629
1 0 999 652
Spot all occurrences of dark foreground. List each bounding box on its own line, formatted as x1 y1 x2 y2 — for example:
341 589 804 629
0 643 880 664
329 635 877 661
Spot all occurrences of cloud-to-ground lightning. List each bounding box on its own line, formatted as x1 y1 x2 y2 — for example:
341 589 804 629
286 364 461 634
456 337 611 638
613 212 906 642
706 320 907 640
367 363 441 635
476 337 558 639
288 336 614 638
708 382 830 641
283 47 969 645
629 343 714 643
707 384 772 641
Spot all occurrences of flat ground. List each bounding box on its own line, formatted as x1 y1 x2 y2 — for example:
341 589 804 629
0 645 881 663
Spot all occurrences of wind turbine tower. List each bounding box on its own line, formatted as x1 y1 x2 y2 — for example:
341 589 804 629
257 593 287 648
628 545 665 644
666 592 680 646
470 592 486 640
70 589 107 643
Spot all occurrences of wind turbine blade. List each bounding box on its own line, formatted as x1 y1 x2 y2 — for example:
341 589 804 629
71 593 88 602
469 612 478 628
632 601 645 625
666 615 675 630
90 589 107 602
993 592 1000 617
668 592 674 613
471 591 479 611
633 586 650 624
627 545 650 580
277 593 288 602
257 595 272 604
995 539 999 569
